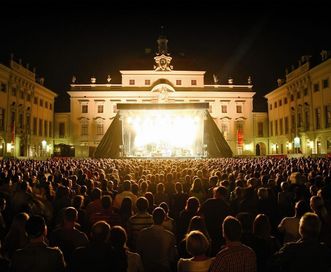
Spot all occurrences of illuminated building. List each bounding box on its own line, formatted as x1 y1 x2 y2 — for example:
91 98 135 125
55 35 262 157
0 57 57 158
265 51 331 156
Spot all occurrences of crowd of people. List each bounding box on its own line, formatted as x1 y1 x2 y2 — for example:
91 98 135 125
0 157 331 271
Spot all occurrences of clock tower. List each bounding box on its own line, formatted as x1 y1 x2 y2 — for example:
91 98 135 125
154 29 173 71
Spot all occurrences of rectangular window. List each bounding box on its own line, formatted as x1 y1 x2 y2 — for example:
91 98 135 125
18 113 23 129
325 105 331 128
0 83 6 92
20 91 24 99
297 92 301 99
274 102 277 108
323 79 329 89
96 123 104 135
316 108 321 129
275 120 278 136
82 104 88 113
33 117 37 135
49 121 52 137
258 122 263 137
305 110 310 131
269 104 272 110
191 80 197 85
129 79 135 85
304 88 308 96
314 83 320 92
44 120 48 137
280 118 283 135
176 80 182 85
12 87 16 96
39 99 43 107
34 97 38 104
279 99 282 107
221 105 227 113
290 94 294 101
45 101 48 109
59 122 65 138
284 116 289 134
50 103 52 110
26 115 30 131
270 121 273 136
27 94 31 101
81 122 88 136
97 105 104 113
0 108 5 130
39 119 42 136
145 79 150 85
236 105 242 113
284 97 288 104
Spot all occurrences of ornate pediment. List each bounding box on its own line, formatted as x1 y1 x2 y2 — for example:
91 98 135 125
154 54 173 71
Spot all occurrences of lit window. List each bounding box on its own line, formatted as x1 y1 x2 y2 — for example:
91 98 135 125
82 105 88 113
236 105 242 113
97 105 104 113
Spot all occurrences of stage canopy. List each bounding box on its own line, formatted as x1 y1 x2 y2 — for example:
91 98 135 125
94 103 233 158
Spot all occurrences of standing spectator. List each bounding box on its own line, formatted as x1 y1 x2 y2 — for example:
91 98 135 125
177 230 214 272
11 215 66 272
210 216 256 272
137 207 178 272
113 180 137 211
119 197 133 230
170 182 188 221
160 202 175 233
110 225 144 272
199 186 231 256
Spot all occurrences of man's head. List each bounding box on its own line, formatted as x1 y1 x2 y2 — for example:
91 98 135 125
152 207 165 225
63 207 78 223
136 197 149 212
91 220 110 242
299 212 321 240
26 215 47 239
214 186 228 199
222 216 242 242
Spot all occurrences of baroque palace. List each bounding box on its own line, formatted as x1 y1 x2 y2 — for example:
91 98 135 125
0 36 330 158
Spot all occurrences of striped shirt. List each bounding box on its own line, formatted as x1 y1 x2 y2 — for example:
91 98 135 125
210 241 256 272
127 212 153 248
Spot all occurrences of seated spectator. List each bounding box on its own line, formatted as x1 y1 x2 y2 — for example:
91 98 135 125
50 207 89 263
278 200 309 244
11 215 66 272
210 216 256 272
177 230 214 272
271 212 331 271
3 212 29 259
70 221 126 272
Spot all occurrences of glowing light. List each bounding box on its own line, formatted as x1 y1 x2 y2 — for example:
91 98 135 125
42 140 47 148
244 143 253 151
7 143 12 151
294 137 300 148
307 140 314 149
125 110 204 157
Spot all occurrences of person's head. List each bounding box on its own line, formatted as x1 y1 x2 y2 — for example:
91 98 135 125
72 195 84 209
253 214 271 238
222 216 242 242
175 182 183 194
310 196 324 213
157 183 165 193
101 195 112 210
90 221 110 243
26 215 47 239
188 215 209 238
91 188 102 201
63 207 78 223
136 197 149 213
236 212 253 234
123 180 131 191
159 202 169 215
109 225 127 249
214 186 228 199
11 212 30 231
152 207 165 225
119 197 132 214
186 230 209 257
295 200 309 218
299 212 321 239
185 197 200 213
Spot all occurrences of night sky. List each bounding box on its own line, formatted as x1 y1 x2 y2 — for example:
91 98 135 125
1 2 330 113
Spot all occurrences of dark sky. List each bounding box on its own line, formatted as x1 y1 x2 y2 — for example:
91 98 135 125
1 1 330 113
